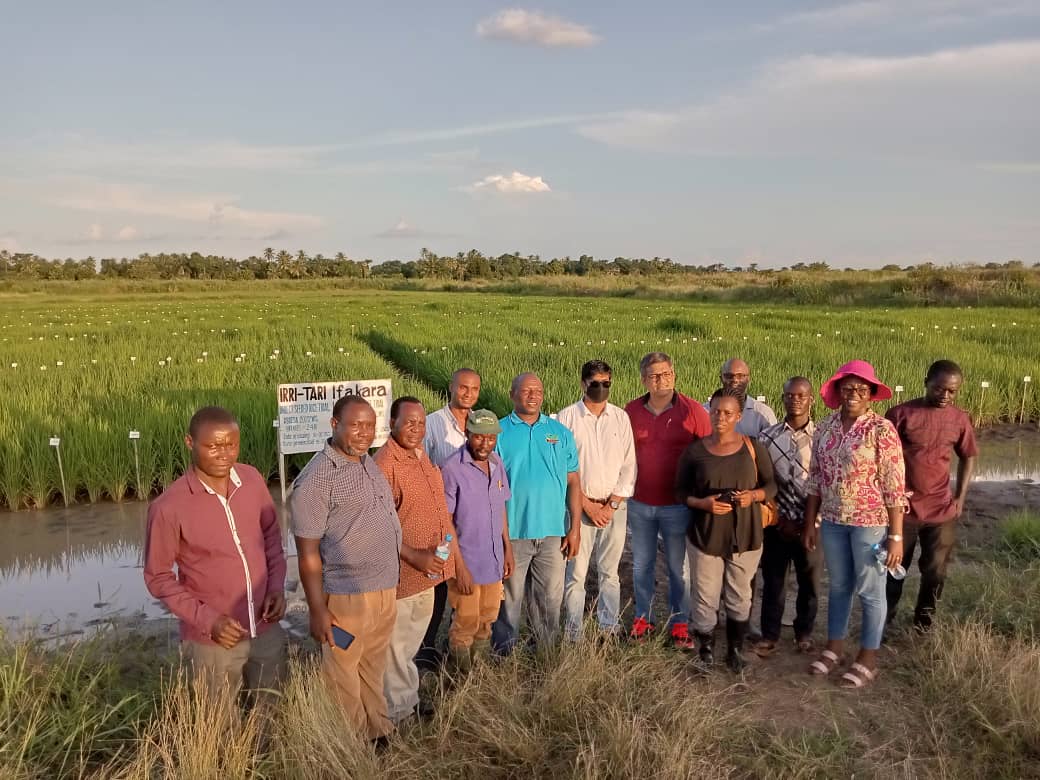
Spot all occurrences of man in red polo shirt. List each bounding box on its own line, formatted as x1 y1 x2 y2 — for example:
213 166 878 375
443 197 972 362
144 406 287 701
625 352 711 647
885 360 978 633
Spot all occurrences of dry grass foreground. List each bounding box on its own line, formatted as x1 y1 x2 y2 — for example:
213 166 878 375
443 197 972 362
3 533 1039 779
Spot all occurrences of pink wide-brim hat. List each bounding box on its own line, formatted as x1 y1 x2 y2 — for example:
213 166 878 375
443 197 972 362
820 360 893 410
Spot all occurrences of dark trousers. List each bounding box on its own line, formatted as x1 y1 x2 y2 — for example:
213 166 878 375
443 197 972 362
414 581 448 673
760 526 822 642
886 521 956 629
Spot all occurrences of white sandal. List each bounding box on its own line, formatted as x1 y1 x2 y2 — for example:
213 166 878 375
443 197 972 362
839 662 878 688
808 649 841 675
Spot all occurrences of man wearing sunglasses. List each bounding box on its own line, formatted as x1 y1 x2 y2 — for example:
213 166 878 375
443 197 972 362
558 360 637 641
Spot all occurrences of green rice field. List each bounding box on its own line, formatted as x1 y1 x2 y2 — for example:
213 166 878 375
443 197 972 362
1 287 1037 509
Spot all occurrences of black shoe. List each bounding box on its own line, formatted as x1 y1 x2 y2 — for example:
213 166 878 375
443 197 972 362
694 630 715 667
725 619 749 673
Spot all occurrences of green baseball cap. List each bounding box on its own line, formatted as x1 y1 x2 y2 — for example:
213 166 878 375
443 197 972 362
466 409 502 435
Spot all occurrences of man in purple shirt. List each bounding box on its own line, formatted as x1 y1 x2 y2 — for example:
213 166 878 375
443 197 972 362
885 360 978 632
439 409 515 673
144 406 287 702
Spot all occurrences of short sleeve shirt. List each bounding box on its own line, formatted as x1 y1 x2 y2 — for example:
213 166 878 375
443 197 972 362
374 437 455 598
440 446 511 585
423 406 469 468
625 392 712 506
885 399 979 524
496 413 579 540
290 441 402 595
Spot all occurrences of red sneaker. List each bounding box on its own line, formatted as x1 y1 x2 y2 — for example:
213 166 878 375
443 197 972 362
670 622 697 651
629 616 655 641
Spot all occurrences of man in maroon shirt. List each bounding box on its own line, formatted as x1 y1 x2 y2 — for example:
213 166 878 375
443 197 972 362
885 360 978 632
624 351 712 647
144 406 287 700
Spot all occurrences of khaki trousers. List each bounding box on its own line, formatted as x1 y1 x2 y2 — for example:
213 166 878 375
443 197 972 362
687 542 763 634
322 589 397 740
383 588 435 723
447 579 504 649
182 623 287 706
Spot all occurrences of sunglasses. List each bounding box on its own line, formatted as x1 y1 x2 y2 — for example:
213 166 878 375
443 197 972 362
587 380 612 389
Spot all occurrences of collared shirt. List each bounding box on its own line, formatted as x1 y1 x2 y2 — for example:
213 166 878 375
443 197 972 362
440 446 511 585
290 441 402 595
373 436 455 598
424 405 469 467
556 400 637 500
702 396 778 436
808 410 908 527
885 399 979 524
625 391 712 506
144 464 286 645
759 418 816 527
496 412 579 540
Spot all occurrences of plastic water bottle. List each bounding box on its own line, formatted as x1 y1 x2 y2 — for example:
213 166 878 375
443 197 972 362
429 533 453 579
872 541 906 580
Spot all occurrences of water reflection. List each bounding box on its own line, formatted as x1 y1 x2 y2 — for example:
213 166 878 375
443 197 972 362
1 435 1037 636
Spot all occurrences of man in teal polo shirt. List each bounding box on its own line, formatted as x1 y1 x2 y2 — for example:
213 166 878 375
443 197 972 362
491 372 583 655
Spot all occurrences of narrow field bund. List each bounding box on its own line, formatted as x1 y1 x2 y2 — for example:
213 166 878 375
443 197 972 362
1 287 1038 509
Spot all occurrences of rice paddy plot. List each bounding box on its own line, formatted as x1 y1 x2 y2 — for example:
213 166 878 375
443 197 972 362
1 289 1037 509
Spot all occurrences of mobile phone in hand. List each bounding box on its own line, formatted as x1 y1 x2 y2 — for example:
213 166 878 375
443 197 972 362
331 625 355 650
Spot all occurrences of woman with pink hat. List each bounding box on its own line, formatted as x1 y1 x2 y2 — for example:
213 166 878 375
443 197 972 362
801 360 908 688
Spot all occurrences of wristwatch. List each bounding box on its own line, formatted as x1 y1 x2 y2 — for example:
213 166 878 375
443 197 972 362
609 499 622 510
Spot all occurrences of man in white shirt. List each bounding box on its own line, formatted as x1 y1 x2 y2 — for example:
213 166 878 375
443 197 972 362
707 358 778 436
558 360 637 640
417 367 481 671
423 368 482 468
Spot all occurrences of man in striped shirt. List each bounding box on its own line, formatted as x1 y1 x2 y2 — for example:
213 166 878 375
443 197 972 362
144 406 287 704
291 396 403 742
754 377 821 656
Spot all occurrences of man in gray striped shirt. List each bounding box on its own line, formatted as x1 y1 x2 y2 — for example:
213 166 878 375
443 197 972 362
291 395 403 742
754 377 821 657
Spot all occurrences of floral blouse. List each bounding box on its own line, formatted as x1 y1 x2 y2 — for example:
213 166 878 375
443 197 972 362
807 410 909 527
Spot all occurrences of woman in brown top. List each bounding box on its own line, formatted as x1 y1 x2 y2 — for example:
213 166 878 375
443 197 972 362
676 387 777 672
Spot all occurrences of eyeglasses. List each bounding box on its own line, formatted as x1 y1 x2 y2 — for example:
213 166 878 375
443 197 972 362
840 385 872 397
644 371 674 382
587 380 611 389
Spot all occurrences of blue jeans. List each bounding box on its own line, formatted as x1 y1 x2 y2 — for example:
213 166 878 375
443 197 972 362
491 537 565 655
628 500 690 627
819 521 888 650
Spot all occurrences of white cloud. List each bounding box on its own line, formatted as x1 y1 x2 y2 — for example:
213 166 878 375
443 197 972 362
577 40 1040 164
116 225 138 241
86 223 104 241
35 136 340 173
467 171 551 194
376 219 421 239
476 9 601 48
762 0 1039 31
54 183 323 237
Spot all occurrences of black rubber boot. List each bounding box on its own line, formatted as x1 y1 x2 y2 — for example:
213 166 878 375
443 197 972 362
726 619 749 673
694 630 715 667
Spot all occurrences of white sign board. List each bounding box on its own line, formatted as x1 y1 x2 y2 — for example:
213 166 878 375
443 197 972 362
276 380 392 455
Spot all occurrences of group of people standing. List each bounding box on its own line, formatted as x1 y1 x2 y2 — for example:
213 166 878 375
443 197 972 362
143 351 977 746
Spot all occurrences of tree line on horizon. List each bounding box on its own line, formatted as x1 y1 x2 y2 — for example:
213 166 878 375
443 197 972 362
0 247 1034 282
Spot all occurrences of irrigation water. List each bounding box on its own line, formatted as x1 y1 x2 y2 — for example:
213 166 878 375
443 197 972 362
3 434 1038 640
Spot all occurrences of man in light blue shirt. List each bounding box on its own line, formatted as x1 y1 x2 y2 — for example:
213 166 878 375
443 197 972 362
491 372 583 655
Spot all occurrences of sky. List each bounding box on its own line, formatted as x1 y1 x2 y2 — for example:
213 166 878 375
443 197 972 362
2 1 1039 268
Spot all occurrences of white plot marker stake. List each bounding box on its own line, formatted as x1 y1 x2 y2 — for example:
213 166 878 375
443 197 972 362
977 381 990 424
49 436 68 508
129 430 143 499
895 385 904 402
1021 377 1032 425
